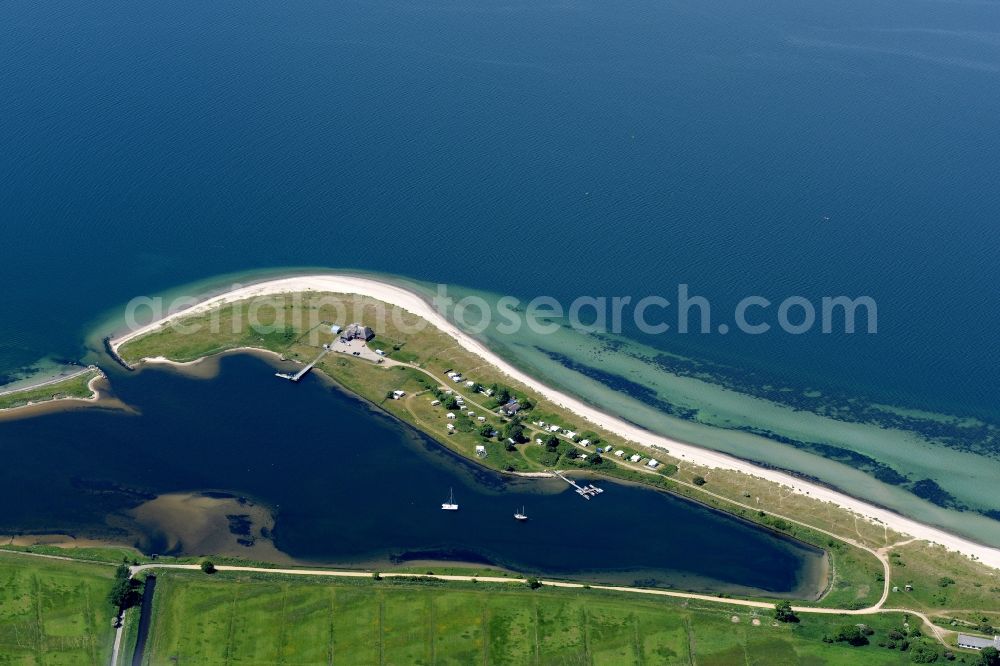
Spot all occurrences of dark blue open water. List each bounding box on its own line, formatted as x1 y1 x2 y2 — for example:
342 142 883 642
2 0 999 420
0 354 826 597
2 1 1000 546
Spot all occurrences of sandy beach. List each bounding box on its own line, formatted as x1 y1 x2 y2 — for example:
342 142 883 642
110 274 1000 569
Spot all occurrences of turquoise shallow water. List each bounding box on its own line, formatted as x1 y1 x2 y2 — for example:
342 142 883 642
2 1 1000 538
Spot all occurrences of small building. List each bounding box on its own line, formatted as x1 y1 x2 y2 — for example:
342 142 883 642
446 423 455 432
375 349 386 356
535 438 543 445
579 439 591 447
465 380 475 388
564 430 576 438
957 634 1000 651
548 425 560 433
647 459 659 469
467 411 475 417
892 586 900 592
904 584 913 592
475 445 487 458
630 454 642 463
392 390 405 399
340 322 374 342
446 412 456 419
507 438 517 446
431 400 441 406
452 374 463 382
477 416 486 422
330 324 342 335
614 450 625 458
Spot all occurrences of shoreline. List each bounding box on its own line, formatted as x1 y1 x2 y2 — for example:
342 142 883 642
0 369 125 421
108 274 1000 569
123 346 834 600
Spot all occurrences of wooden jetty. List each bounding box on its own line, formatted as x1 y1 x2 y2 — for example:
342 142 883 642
275 348 328 382
553 470 604 500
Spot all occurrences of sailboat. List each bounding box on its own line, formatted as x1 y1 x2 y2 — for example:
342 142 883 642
514 506 527 521
441 488 459 511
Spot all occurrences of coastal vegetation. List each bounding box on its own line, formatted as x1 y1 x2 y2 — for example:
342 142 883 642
0 367 101 411
113 291 1000 618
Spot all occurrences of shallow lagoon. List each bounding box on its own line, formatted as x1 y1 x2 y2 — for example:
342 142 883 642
0 354 826 598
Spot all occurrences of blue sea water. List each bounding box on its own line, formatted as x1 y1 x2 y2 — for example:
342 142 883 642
2 4 999 440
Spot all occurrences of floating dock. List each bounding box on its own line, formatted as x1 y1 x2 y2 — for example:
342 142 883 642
553 471 604 500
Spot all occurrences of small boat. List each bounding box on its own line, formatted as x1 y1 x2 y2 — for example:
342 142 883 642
441 488 459 511
514 506 528 521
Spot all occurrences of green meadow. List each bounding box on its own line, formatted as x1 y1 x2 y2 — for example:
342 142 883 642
0 552 116 665
137 570 936 666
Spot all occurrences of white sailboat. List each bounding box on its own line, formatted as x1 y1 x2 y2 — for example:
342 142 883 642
441 488 459 511
514 506 527 521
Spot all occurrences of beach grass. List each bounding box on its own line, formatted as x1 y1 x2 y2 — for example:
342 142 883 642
0 368 100 411
887 540 1000 614
118 292 996 613
135 569 937 665
0 551 117 665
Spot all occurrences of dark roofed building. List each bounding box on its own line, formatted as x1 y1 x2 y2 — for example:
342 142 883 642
340 322 374 342
500 400 520 416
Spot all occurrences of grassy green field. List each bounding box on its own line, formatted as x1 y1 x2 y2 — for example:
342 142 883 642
137 570 943 666
0 552 117 665
0 368 99 411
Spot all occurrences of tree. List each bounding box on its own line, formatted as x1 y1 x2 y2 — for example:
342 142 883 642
773 600 798 623
544 436 559 450
909 643 940 663
526 577 542 590
505 423 525 443
588 454 603 466
200 560 216 574
833 624 869 646
108 563 136 609
479 423 495 439
980 647 1000 666
692 475 706 486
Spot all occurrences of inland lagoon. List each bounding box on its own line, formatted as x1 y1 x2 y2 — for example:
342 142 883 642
0 353 826 599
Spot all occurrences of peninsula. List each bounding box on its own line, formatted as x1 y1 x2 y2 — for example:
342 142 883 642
110 274 1000 570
